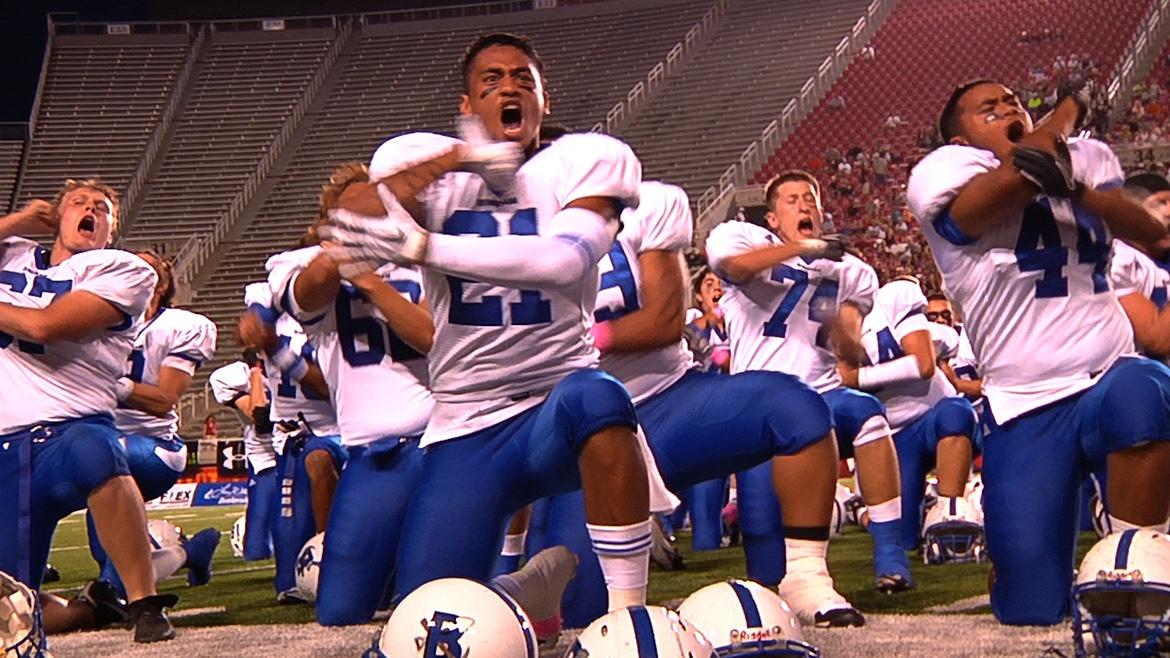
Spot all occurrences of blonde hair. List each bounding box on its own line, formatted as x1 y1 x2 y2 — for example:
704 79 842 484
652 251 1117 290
52 178 121 237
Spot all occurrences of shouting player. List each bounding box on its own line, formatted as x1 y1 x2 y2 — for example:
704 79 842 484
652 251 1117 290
325 33 657 613
0 180 176 643
908 80 1170 624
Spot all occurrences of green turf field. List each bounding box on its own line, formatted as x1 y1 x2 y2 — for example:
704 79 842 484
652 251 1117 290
44 504 1101 627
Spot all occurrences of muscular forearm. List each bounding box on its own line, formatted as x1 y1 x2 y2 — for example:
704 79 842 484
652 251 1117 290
598 304 683 355
718 242 814 283
351 276 434 355
0 295 121 343
125 382 179 417
292 253 342 315
298 362 332 400
949 165 1036 238
1080 187 1167 244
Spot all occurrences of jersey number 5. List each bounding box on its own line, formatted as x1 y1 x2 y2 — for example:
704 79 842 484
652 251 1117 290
443 209 552 326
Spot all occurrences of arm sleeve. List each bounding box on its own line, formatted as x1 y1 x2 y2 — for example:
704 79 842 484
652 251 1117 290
1110 242 1148 298
627 181 693 252
70 250 158 321
160 313 218 375
704 221 770 279
369 132 462 181
1070 138 1125 191
267 250 327 327
879 280 929 339
842 257 880 313
929 322 961 361
425 206 617 289
907 145 1001 246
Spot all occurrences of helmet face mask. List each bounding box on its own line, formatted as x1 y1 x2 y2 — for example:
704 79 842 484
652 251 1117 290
1072 530 1170 657
0 572 48 658
921 496 986 565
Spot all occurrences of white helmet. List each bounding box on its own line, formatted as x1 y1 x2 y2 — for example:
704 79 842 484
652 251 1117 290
1073 529 1170 657
831 484 853 537
147 519 185 550
367 578 538 658
230 515 246 558
921 495 985 565
294 533 325 603
0 571 48 657
566 606 716 658
677 580 820 657
964 473 984 517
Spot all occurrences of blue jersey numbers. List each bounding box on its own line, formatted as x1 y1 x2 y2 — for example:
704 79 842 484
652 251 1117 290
0 271 73 354
442 209 552 326
336 279 424 368
1014 199 1110 298
763 264 838 343
594 242 639 322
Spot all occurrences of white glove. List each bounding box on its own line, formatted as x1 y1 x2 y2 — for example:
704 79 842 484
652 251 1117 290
798 234 846 261
318 205 430 266
322 241 381 280
457 115 522 194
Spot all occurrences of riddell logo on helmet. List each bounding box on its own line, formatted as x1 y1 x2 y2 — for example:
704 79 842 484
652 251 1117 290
1094 569 1145 584
729 626 784 643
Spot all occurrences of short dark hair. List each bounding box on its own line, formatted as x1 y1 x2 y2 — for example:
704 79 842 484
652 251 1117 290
135 249 176 308
925 291 950 303
461 33 545 93
939 78 997 143
1124 172 1170 199
764 170 820 209
692 266 713 297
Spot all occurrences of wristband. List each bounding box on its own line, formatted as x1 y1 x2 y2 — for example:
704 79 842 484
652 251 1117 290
710 345 731 368
857 355 921 390
269 346 309 382
590 321 615 355
115 376 135 402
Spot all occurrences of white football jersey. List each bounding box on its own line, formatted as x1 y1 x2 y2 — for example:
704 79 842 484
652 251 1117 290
858 280 958 430
208 360 277 472
1111 239 1170 307
114 306 217 437
247 264 339 438
705 221 878 392
950 325 982 383
0 239 156 434
271 246 433 447
909 138 1133 424
370 132 641 445
595 181 695 404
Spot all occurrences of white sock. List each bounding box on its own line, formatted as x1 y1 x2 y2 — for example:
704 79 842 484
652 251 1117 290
1108 514 1170 534
588 519 651 611
784 537 830 576
866 497 901 524
152 546 187 584
501 532 527 557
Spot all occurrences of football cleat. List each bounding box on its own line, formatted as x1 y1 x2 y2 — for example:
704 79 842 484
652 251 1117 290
126 594 178 643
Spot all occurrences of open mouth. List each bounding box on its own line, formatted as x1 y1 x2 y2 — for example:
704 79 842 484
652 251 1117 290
500 104 524 137
1006 120 1026 142
78 215 96 236
798 218 815 236
712 292 723 304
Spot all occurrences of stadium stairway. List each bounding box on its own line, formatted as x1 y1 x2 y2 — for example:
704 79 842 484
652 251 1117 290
761 0 1156 176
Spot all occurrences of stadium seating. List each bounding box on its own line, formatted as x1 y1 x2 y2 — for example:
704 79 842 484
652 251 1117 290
763 0 1154 175
189 0 717 373
15 35 191 208
618 0 873 201
0 140 24 212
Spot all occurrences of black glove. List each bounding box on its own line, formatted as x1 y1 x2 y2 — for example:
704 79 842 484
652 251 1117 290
253 404 274 435
1012 137 1077 197
817 234 848 261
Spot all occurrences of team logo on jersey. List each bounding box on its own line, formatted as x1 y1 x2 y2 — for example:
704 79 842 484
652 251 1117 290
416 610 470 656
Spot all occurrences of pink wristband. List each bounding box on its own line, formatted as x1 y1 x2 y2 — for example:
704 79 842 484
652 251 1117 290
590 321 615 354
711 345 731 368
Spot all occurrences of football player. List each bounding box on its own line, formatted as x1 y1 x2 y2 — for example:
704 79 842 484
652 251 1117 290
209 351 278 562
1111 173 1170 360
705 170 916 595
239 277 344 604
534 180 861 628
925 292 983 399
836 276 979 550
84 250 221 595
908 80 1170 624
324 32 657 612
0 180 175 642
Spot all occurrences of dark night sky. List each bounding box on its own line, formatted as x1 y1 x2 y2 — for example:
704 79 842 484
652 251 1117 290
0 0 502 123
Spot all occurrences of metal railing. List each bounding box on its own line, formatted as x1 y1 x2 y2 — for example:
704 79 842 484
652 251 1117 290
1105 0 1170 122
120 27 206 231
692 0 894 238
174 19 354 290
591 0 730 134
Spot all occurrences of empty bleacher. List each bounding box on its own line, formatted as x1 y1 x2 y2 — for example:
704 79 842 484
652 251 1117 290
0 140 25 213
618 0 873 200
16 35 191 206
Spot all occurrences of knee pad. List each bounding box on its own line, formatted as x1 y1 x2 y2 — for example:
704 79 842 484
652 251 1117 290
553 370 637 448
853 415 891 449
934 397 978 441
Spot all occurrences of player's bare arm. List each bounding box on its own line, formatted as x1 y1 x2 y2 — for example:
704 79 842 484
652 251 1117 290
716 242 830 285
347 271 433 355
939 360 983 399
237 310 331 400
0 199 55 240
292 252 343 315
1079 188 1167 244
0 289 124 343
1118 291 1170 359
122 366 191 418
596 250 685 354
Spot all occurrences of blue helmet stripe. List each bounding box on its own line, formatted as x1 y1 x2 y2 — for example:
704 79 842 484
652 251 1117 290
1114 529 1138 570
729 580 763 627
629 606 659 657
485 584 537 658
